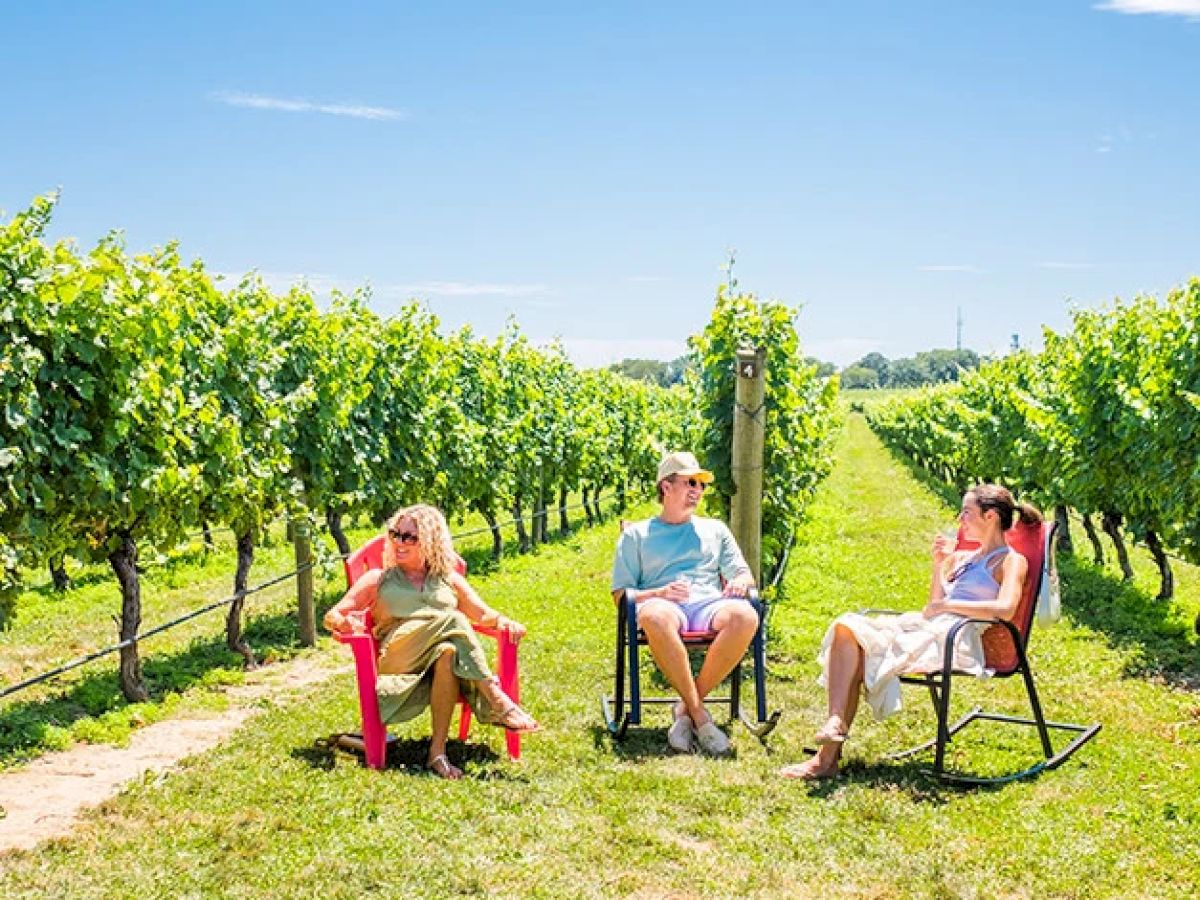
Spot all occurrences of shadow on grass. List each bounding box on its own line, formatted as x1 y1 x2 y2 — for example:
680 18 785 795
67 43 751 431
0 591 342 767
1059 554 1200 689
294 735 508 779
781 744 1017 802
810 758 961 803
590 724 674 762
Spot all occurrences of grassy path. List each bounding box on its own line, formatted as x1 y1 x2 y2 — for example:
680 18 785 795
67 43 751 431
2 417 1199 896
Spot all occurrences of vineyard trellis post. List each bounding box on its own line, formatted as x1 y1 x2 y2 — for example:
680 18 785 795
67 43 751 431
731 346 766 584
293 520 316 647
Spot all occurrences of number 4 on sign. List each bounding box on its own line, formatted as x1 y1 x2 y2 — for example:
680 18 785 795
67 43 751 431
741 362 757 377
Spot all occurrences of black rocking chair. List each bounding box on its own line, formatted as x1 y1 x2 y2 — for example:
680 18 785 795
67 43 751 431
878 518 1101 784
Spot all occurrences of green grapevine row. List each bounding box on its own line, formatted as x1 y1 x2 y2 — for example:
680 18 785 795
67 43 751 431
1 196 839 698
866 278 1200 599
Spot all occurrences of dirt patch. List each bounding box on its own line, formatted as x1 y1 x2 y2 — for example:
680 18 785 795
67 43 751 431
0 653 347 854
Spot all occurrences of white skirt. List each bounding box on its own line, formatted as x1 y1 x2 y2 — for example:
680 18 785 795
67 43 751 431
817 611 991 721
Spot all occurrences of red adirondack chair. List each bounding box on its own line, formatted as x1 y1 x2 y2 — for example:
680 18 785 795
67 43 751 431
333 535 521 768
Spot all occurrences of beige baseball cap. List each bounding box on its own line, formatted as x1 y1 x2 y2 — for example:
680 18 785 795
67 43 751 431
656 451 713 484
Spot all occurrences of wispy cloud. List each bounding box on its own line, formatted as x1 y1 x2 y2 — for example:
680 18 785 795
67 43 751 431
1095 1 1200 20
918 264 983 273
210 90 407 121
1094 123 1154 154
1038 261 1096 270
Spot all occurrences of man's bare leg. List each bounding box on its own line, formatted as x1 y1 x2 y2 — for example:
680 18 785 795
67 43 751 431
691 603 760 721
638 601 703 721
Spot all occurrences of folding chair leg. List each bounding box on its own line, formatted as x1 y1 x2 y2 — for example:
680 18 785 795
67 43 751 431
932 673 954 774
753 620 768 724
1015 648 1055 758
627 599 642 726
603 602 631 738
730 662 741 722
737 600 781 740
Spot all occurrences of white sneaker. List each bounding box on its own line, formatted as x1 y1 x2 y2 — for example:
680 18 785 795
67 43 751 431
694 719 731 756
667 713 695 753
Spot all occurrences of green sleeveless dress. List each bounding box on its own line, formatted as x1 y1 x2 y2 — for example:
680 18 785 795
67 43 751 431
370 567 499 725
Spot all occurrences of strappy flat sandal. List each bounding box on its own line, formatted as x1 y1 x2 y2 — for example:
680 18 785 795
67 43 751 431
813 721 848 746
494 701 541 734
427 754 463 780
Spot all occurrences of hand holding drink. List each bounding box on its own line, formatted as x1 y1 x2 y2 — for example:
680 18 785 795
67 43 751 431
663 577 692 601
346 610 368 634
932 526 958 565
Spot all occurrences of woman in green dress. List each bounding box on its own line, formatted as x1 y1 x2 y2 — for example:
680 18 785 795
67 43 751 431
324 504 538 779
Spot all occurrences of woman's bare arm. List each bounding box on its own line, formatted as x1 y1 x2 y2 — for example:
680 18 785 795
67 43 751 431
448 571 526 641
323 569 383 634
924 551 1028 620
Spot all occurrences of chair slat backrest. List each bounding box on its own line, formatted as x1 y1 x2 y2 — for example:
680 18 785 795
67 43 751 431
979 519 1054 676
342 534 467 590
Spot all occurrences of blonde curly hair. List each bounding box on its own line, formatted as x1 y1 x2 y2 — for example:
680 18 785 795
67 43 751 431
382 504 457 580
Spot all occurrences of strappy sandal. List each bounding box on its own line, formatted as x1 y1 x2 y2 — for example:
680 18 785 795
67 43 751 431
813 719 848 746
493 700 541 734
427 754 463 780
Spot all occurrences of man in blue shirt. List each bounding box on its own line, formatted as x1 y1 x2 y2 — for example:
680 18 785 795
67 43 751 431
611 451 758 755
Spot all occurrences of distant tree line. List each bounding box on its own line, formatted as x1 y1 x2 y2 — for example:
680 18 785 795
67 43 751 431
610 355 837 386
607 356 691 387
840 349 980 389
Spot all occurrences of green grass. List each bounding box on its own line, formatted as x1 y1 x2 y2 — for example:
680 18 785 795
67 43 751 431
2 421 1199 896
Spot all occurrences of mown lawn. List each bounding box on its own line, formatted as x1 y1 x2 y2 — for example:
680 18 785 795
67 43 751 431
2 417 1198 897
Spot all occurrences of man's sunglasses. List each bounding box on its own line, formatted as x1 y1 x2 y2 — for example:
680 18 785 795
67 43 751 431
388 529 420 545
672 476 708 490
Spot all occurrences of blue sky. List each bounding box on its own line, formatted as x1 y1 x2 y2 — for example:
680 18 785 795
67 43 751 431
3 1 1198 366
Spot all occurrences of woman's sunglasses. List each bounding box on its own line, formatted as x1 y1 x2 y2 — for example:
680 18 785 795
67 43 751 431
388 529 420 545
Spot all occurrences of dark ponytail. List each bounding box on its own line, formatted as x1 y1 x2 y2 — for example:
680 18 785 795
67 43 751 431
969 484 1043 530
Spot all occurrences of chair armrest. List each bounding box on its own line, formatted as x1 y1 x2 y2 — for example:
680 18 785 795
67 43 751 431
941 615 1011 675
471 623 520 648
332 630 374 649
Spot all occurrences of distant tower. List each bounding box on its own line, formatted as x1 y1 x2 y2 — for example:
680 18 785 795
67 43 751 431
1011 333 1020 353
956 307 963 350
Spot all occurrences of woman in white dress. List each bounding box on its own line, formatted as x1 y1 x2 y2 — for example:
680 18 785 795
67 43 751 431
780 484 1041 780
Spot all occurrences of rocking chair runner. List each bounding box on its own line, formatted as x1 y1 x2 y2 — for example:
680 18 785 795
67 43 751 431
333 535 521 768
871 518 1100 784
601 586 781 740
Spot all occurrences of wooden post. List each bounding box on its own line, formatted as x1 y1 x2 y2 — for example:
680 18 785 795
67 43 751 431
292 518 316 647
731 346 766 584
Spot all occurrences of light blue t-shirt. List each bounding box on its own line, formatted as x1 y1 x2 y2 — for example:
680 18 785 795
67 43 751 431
611 516 750 599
